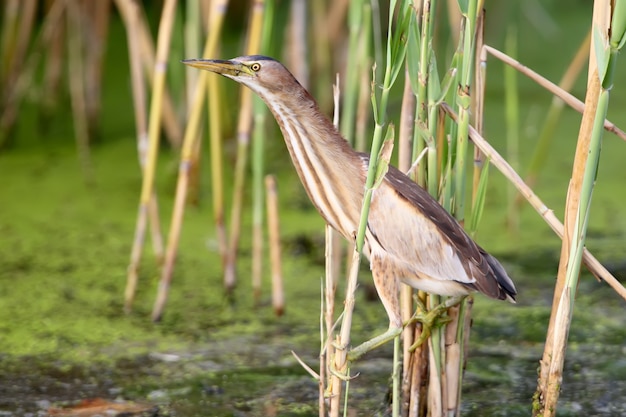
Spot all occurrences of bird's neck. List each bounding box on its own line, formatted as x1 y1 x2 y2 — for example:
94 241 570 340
261 88 365 238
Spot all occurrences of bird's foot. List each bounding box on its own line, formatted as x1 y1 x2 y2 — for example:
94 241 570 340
408 295 466 351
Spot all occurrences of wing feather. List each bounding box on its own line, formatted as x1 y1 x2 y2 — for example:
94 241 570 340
365 161 516 301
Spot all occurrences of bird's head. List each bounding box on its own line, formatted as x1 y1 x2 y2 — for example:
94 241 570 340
182 55 296 96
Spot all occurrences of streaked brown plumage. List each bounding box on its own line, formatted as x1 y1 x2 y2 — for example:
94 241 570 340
184 56 516 338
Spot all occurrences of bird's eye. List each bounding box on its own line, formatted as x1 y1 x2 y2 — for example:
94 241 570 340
250 63 261 72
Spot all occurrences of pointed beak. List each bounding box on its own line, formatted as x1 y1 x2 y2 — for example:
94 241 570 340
181 59 253 77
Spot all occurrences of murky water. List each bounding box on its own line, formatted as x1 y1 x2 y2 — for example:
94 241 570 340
1 302 624 417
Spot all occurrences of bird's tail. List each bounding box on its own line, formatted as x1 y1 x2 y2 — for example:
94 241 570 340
485 252 517 303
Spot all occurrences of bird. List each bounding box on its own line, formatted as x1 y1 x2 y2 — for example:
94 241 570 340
183 55 517 358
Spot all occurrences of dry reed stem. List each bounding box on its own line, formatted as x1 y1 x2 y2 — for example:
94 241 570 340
329 245 361 417
264 175 284 316
116 0 164 271
321 223 336 417
441 102 626 301
427 336 443 416
319 83 343 414
483 45 626 142
124 0 176 314
127 2 182 147
152 0 230 321
536 2 611 413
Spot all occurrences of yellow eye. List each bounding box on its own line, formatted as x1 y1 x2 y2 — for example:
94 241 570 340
250 63 261 72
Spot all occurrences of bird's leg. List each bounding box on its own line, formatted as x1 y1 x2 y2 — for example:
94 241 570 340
408 294 466 351
346 256 403 362
346 326 402 362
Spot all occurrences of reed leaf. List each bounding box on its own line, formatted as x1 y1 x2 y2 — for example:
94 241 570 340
467 159 489 235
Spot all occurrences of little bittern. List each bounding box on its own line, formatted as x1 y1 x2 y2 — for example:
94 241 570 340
184 56 516 354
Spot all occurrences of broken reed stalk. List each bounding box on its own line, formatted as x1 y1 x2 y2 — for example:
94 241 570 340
264 175 284 316
124 0 177 314
151 0 230 321
115 0 165 275
441 102 626 300
66 1 93 182
535 2 625 415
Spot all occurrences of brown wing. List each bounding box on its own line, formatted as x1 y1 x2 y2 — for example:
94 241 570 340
367 162 516 301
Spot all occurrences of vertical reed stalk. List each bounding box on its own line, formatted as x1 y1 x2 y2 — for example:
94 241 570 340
265 175 284 316
321 78 342 404
124 0 177 314
329 3 410 415
132 3 182 148
397 64 416 417
535 1 624 415
116 0 165 291
152 0 229 321
453 0 481 221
